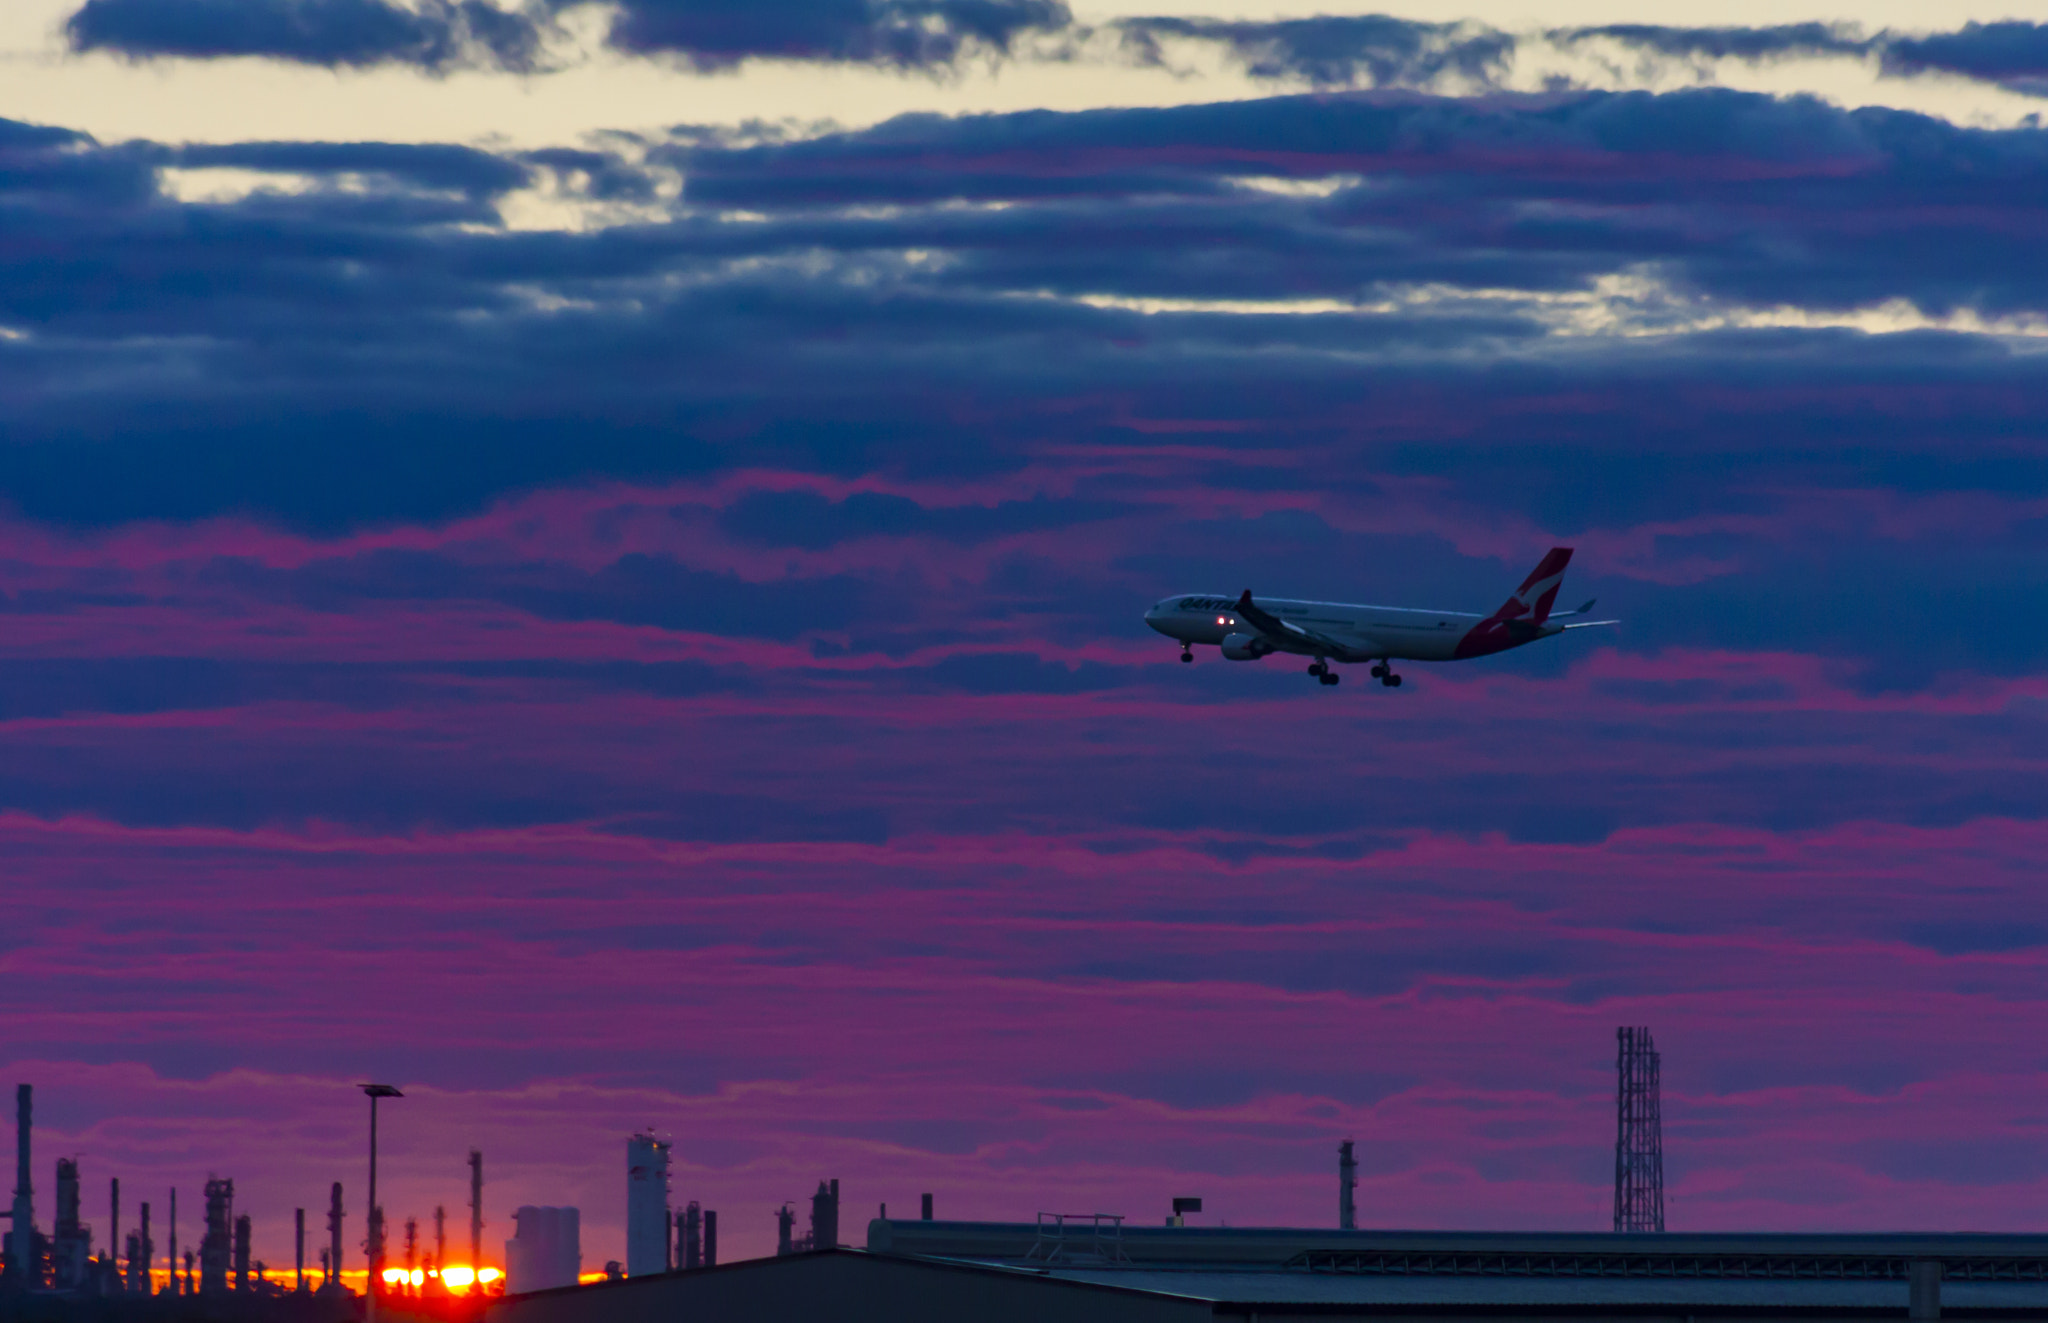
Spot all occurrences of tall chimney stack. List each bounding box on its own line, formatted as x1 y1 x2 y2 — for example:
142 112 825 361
1338 1140 1358 1230
467 1151 483 1291
7 1086 28 1286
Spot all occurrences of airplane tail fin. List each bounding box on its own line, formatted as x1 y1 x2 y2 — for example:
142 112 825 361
1491 547 1573 625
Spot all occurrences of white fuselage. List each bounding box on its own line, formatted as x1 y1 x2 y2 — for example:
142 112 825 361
1144 593 1551 662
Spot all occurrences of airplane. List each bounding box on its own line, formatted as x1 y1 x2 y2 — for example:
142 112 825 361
1143 547 1617 687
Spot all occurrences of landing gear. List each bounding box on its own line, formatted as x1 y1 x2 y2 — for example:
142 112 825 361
1320 671 1341 686
1308 659 1340 686
1180 645 1194 664
1370 661 1402 688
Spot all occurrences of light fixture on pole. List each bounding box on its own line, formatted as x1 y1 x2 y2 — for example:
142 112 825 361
359 1084 402 1323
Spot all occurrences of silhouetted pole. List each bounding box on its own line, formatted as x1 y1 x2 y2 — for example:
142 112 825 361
360 1084 403 1322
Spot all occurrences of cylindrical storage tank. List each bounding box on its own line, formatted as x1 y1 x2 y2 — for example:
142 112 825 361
555 1207 580 1288
625 1134 670 1277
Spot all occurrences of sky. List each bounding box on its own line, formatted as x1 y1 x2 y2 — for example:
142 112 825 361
3 0 2048 1276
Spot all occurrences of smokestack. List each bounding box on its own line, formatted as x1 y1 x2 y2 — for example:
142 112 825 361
296 1208 306 1292
169 1189 178 1296
775 1205 794 1257
467 1152 483 1293
1338 1140 1358 1230
702 1211 716 1268
8 1085 29 1287
921 1193 933 1222
110 1177 121 1291
139 1201 152 1294
325 1183 343 1297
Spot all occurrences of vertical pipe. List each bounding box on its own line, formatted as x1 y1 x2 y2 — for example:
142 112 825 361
921 1193 932 1222
140 1201 151 1294
702 1211 715 1268
295 1208 305 1292
110 1177 121 1290
169 1188 178 1296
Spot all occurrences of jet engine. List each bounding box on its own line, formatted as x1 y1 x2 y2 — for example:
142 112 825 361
1220 632 1272 661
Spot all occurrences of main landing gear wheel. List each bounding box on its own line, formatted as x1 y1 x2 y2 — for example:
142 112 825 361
1307 660 1328 677
1370 662 1388 678
1180 645 1193 664
1380 672 1403 688
1319 671 1341 686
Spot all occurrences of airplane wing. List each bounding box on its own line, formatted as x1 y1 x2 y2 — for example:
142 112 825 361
1235 591 1363 660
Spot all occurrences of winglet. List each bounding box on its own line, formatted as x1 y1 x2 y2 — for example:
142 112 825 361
1238 590 1255 610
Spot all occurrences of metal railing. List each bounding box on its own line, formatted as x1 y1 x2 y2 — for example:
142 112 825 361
1026 1213 1131 1266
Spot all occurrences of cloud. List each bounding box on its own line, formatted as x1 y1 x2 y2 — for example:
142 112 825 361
65 0 551 71
1559 22 1867 64
63 0 1069 72
1882 21 2048 91
603 0 1072 69
1116 15 1514 90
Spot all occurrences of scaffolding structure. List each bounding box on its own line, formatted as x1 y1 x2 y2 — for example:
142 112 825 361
1613 1027 1665 1234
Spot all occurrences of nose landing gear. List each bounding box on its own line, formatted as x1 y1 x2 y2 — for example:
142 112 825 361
1180 645 1194 664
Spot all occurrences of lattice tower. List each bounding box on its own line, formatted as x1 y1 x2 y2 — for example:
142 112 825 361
1612 1026 1665 1233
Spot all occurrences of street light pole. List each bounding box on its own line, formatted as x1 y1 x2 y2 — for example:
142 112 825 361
359 1085 403 1323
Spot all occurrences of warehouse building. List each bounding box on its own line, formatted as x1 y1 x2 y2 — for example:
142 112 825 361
486 1219 2048 1323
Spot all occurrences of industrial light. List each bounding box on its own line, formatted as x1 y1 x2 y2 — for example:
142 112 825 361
442 1267 476 1288
479 1269 502 1284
